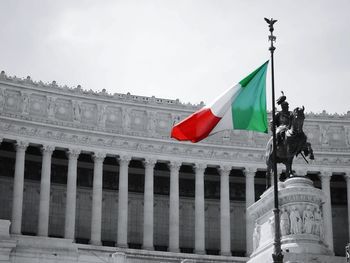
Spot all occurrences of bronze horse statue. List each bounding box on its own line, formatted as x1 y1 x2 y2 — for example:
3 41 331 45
266 106 314 179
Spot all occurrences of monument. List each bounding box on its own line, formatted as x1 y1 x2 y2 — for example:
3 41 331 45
246 176 340 263
247 94 343 263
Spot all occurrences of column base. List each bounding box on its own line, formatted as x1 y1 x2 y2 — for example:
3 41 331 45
168 247 180 253
10 230 21 235
194 249 206 255
116 243 128 248
142 245 154 251
220 251 232 256
37 233 49 238
89 240 102 246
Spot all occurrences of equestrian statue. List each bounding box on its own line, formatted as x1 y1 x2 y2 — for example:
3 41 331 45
266 92 314 180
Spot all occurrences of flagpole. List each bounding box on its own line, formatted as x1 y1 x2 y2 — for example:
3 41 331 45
264 17 283 263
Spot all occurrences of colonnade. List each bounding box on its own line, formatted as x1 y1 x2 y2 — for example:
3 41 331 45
1 138 345 255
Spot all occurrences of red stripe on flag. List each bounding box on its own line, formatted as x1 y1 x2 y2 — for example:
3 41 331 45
171 108 221 143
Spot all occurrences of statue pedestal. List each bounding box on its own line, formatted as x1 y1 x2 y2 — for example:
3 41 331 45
247 177 341 263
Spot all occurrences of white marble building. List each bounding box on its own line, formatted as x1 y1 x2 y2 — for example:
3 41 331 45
0 72 349 262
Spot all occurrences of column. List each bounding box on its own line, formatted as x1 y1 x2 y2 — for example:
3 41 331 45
219 165 231 256
142 158 156 250
117 155 131 248
11 141 29 234
245 168 256 255
319 171 334 251
168 161 181 252
194 163 206 254
37 144 55 236
90 152 106 245
64 148 80 239
344 173 350 242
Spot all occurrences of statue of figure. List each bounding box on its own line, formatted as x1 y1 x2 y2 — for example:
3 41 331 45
266 93 315 178
290 206 302 234
321 126 329 145
47 97 56 118
0 88 4 111
122 108 131 131
314 208 324 239
147 111 156 133
303 205 314 234
97 104 106 127
272 92 293 145
280 208 290 236
253 223 261 251
347 127 350 147
21 93 30 114
73 101 81 122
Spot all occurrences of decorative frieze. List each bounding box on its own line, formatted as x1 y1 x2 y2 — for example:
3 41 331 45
1 72 350 169
249 177 331 257
279 204 324 238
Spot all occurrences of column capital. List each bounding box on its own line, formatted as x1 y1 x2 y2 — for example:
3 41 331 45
169 160 182 172
41 144 55 155
343 172 350 182
194 163 206 173
119 154 131 165
143 158 157 168
219 165 231 176
16 141 29 151
93 152 106 162
67 148 81 159
319 170 332 181
244 168 256 178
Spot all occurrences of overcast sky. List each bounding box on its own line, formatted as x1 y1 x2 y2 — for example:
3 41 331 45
1 0 349 114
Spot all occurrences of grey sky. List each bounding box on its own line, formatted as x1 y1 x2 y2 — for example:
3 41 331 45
1 0 349 114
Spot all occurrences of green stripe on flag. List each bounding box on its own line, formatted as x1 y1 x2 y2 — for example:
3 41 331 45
232 61 269 133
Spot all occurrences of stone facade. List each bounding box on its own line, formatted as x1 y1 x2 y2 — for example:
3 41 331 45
0 72 349 262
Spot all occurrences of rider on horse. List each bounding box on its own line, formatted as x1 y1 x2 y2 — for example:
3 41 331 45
271 92 293 146
266 92 314 179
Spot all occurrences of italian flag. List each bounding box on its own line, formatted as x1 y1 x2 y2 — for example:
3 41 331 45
171 61 269 143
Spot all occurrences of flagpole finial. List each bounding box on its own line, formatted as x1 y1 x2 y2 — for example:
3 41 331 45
264 18 277 32
264 18 277 52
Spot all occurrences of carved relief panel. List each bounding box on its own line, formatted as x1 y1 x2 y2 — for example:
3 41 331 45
55 98 73 122
328 126 346 148
80 103 98 124
4 89 21 113
156 112 172 134
304 124 321 146
105 106 122 129
29 94 47 117
130 109 147 131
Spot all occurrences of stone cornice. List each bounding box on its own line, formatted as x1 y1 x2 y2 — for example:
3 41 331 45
1 72 350 118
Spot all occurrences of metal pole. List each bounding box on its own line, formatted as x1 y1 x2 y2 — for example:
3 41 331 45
264 17 283 263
